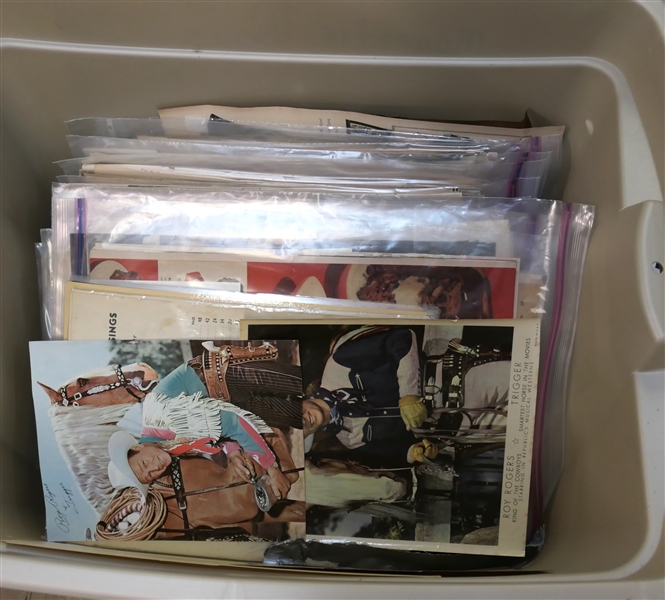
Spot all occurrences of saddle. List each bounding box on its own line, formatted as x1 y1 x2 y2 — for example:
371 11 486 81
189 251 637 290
188 342 278 401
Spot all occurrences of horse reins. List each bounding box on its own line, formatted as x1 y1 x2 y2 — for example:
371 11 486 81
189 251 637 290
57 364 156 407
159 458 304 538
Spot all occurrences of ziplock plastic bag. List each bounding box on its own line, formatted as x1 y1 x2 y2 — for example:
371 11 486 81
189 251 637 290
50 182 594 525
66 133 488 158
55 174 461 196
66 116 487 148
50 182 578 316
58 157 465 192
58 146 501 182
66 135 553 195
50 183 543 328
58 153 547 198
36 228 54 340
65 118 563 197
531 203 595 523
65 127 556 167
67 116 563 156
192 107 565 185
70 114 563 196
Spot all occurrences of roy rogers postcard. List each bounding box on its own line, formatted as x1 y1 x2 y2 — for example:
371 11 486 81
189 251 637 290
243 319 540 557
29 339 305 542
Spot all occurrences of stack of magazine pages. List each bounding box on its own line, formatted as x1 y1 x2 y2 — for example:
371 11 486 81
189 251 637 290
31 105 595 572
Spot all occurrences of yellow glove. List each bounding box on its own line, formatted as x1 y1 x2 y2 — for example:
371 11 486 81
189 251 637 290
398 395 428 431
408 439 439 463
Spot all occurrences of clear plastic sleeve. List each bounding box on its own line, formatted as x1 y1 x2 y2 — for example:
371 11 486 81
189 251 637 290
36 228 54 340
65 282 438 341
64 118 562 198
57 147 501 189
50 182 593 525
57 157 464 192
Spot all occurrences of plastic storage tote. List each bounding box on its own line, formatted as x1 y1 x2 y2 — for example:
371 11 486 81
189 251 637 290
1 1 663 598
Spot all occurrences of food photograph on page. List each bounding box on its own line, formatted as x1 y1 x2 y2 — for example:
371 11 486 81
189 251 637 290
29 339 305 542
246 261 518 320
89 256 245 290
247 320 540 556
86 249 519 320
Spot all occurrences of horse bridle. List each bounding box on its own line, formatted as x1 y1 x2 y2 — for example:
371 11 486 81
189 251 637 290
57 364 156 407
155 458 304 539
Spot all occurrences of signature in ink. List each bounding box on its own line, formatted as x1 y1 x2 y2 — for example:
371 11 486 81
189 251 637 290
59 483 79 514
43 484 70 533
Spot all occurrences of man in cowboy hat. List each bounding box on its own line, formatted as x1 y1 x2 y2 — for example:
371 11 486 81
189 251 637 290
109 430 281 496
106 429 304 538
109 387 293 501
107 431 151 499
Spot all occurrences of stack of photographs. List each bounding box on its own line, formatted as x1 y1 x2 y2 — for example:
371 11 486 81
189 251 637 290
30 104 595 571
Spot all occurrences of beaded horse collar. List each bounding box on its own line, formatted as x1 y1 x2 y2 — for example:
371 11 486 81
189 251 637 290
57 364 156 407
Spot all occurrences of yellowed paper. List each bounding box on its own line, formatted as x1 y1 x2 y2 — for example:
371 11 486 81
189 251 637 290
241 318 540 557
159 104 564 139
65 282 433 340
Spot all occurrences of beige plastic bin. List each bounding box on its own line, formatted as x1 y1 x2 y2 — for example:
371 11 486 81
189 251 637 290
1 1 663 598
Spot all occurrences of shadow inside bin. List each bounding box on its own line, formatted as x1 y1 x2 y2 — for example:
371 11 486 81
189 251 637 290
527 108 571 201
263 528 549 575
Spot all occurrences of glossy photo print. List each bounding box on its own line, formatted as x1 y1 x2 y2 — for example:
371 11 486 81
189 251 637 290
245 320 540 557
30 339 305 542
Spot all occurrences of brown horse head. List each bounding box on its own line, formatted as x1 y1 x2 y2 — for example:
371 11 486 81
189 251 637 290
39 362 159 407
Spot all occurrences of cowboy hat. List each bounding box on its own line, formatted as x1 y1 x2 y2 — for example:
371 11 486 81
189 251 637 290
108 431 149 499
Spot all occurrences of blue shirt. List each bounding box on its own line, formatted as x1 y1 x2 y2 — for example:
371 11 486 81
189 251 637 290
117 363 275 466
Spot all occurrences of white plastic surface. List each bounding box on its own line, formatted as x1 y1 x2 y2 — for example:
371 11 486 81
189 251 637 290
0 547 664 600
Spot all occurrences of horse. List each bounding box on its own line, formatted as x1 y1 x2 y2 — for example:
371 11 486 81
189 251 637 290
152 428 305 539
41 358 305 535
96 427 305 541
38 362 158 407
37 343 300 412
